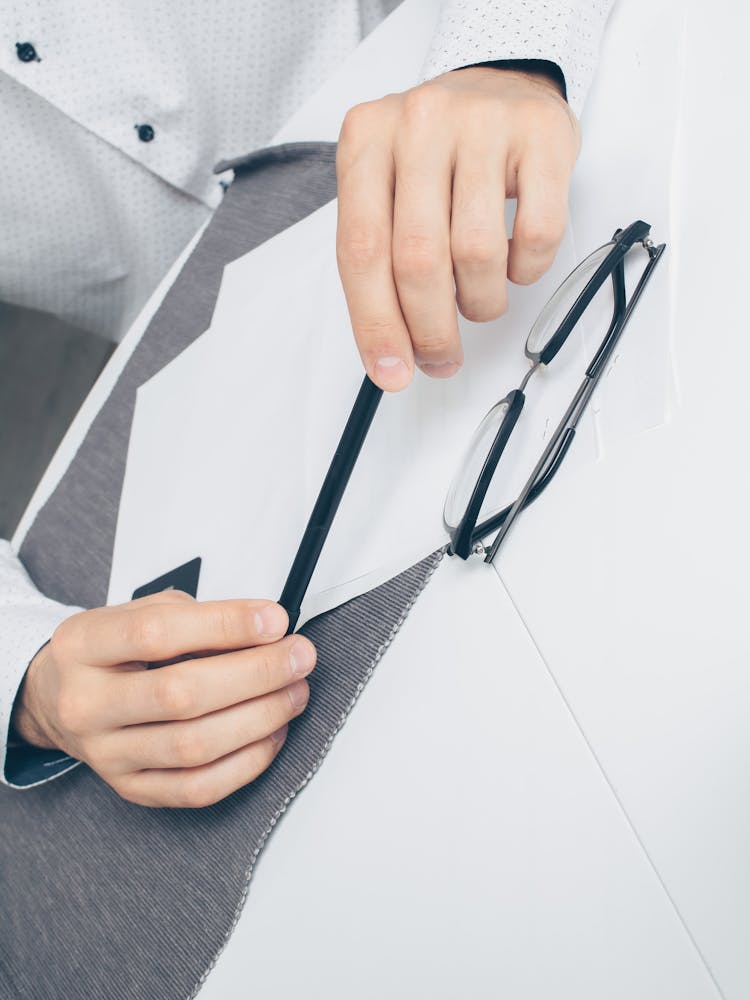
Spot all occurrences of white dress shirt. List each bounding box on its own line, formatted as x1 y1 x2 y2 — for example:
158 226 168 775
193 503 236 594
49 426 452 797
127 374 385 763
0 0 615 787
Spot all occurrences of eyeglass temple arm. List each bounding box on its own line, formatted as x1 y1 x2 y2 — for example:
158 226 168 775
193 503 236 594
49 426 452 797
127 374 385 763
484 377 593 563
484 241 664 564
279 375 383 633
470 423 575 550
586 240 663 381
470 243 631 548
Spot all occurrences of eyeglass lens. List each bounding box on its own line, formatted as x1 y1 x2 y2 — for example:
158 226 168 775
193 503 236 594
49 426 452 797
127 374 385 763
525 242 614 357
443 398 510 530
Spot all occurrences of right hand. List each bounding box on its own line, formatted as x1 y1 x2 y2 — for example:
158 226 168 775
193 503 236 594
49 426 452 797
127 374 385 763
10 590 316 808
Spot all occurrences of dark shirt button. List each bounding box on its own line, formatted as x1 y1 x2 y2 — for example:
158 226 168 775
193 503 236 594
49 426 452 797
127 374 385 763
135 123 155 143
16 41 39 63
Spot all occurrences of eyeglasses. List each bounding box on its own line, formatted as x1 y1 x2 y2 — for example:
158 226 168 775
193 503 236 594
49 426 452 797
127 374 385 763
446 220 665 562
279 221 665 632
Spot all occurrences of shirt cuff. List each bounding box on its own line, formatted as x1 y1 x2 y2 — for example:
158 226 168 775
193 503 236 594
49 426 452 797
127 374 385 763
421 0 617 119
0 541 83 788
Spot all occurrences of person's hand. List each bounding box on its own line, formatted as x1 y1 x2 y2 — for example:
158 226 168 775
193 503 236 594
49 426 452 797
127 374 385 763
336 65 580 391
10 590 316 808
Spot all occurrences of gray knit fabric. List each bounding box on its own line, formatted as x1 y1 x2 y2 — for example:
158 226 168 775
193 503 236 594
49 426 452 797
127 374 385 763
0 143 443 998
1 550 442 1000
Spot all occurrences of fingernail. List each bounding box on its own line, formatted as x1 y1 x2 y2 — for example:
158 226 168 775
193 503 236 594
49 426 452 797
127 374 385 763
287 680 309 709
289 640 316 677
374 356 410 390
420 360 462 378
255 604 287 637
271 724 288 745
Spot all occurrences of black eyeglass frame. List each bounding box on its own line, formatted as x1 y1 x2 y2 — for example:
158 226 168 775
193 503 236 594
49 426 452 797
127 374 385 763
446 219 666 562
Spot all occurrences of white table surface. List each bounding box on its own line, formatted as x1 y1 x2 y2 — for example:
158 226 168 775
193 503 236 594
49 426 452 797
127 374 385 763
199 556 719 999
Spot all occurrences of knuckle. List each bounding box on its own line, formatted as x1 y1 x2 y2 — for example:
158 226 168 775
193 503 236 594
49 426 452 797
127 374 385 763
75 732 100 764
167 589 194 603
252 647 278 693
135 589 195 610
211 603 244 647
401 85 444 124
50 613 86 664
536 95 577 137
393 234 445 282
55 686 90 737
178 773 220 810
412 333 453 357
128 609 170 660
337 224 389 272
152 673 196 719
168 725 206 768
355 320 407 361
354 318 400 343
110 777 151 807
137 591 169 605
458 296 507 323
515 216 565 256
452 230 506 270
338 102 374 146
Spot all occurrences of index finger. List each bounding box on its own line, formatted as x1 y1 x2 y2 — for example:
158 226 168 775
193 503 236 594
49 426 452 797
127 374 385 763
336 133 414 391
72 599 289 668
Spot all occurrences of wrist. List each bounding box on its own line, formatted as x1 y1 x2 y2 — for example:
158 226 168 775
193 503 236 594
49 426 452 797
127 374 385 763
459 59 567 102
9 643 59 750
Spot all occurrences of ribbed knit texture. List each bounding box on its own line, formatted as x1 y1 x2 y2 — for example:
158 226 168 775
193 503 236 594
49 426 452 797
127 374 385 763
1 551 442 1000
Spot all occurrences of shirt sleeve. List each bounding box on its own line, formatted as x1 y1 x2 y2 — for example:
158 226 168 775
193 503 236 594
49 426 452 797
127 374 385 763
421 0 617 118
0 540 82 789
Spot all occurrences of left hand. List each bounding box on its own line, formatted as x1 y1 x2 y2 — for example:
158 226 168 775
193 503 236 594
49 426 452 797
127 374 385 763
336 65 581 391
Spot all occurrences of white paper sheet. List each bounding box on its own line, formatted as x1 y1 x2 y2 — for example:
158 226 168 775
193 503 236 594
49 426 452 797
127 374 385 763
109 201 593 614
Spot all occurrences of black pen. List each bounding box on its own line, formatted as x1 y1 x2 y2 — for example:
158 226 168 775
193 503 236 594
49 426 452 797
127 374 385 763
279 374 383 632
